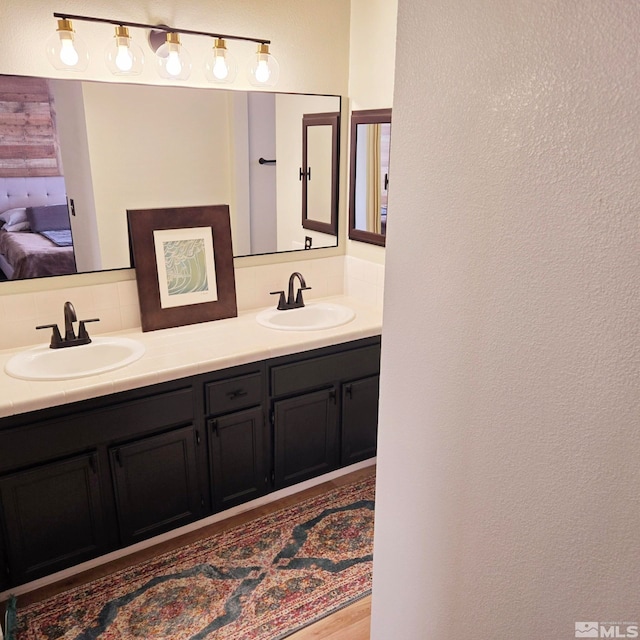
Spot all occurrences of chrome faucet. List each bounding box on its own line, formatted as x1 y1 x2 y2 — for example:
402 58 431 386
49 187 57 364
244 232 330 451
270 272 312 310
36 301 100 349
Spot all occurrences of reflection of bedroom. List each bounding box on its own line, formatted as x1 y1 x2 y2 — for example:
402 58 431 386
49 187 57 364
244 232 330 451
0 75 76 280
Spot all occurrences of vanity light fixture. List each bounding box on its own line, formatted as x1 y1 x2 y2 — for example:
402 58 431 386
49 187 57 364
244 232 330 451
48 13 276 85
248 43 280 87
104 25 144 76
45 18 89 71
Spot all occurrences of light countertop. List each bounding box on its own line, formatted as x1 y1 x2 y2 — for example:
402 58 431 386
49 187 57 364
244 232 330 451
0 296 382 419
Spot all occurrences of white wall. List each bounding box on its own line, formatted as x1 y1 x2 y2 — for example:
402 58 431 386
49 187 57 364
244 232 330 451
346 0 397 263
372 1 640 638
247 92 277 255
82 83 233 269
50 80 102 272
348 0 397 112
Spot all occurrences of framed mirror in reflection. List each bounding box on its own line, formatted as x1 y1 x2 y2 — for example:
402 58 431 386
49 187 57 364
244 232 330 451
348 108 391 247
0 73 341 283
301 111 339 236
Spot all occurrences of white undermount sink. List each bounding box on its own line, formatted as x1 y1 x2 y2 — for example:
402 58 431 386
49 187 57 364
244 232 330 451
256 302 355 331
4 337 146 381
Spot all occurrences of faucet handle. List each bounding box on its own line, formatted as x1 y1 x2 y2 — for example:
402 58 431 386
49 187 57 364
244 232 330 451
78 318 100 341
295 285 312 306
36 323 63 349
269 290 287 310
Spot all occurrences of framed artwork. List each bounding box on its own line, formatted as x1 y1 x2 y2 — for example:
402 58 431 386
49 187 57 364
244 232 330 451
127 205 237 332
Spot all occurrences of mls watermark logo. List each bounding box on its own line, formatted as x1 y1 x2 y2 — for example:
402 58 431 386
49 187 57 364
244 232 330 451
576 622 639 638
576 623 601 638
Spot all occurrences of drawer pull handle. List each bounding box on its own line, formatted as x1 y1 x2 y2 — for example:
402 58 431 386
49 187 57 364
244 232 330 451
345 384 353 399
115 449 122 467
227 389 248 399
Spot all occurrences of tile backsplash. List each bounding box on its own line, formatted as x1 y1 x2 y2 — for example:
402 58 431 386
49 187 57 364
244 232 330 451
0 256 384 351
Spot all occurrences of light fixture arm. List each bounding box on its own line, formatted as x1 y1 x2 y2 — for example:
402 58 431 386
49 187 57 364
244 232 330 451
52 12 271 46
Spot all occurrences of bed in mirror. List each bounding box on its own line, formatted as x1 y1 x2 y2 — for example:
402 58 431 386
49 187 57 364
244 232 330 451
348 108 391 247
0 73 341 282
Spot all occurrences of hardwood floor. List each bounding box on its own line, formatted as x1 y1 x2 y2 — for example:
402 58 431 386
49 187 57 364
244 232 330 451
288 595 371 640
12 466 375 639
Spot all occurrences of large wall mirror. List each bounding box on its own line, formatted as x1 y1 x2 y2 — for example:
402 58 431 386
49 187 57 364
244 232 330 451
348 108 391 247
0 73 341 283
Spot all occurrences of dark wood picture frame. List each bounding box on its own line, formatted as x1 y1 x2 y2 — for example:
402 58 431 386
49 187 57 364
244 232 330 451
127 205 237 332
348 108 392 247
301 111 340 237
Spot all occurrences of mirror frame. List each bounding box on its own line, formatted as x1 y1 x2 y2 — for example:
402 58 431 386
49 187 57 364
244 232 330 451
301 111 340 236
348 108 392 247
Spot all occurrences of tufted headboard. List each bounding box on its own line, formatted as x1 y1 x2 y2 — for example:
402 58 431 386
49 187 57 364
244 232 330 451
0 176 67 214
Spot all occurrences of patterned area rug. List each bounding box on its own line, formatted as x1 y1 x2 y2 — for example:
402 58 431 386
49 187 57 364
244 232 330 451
14 475 375 639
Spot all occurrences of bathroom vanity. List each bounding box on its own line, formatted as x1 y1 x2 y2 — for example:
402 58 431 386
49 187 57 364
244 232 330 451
0 297 381 589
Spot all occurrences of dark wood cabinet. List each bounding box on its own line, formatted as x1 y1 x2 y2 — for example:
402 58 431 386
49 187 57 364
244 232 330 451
209 407 266 510
342 375 380 465
110 425 202 546
274 388 339 488
0 452 107 585
0 524 8 591
0 336 380 588
204 365 267 511
269 337 381 489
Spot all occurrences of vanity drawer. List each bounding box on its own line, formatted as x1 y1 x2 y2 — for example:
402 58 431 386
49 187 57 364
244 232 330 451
205 373 262 416
270 344 380 397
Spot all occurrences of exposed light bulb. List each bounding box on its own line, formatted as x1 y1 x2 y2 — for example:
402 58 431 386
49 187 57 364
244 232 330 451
156 32 191 80
47 19 88 71
248 43 279 87
59 38 80 67
204 38 237 84
212 55 229 80
166 48 183 76
105 26 143 76
255 59 270 83
115 43 133 72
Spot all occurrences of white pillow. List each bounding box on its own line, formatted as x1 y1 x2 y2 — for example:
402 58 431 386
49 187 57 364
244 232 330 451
0 207 28 227
3 221 31 232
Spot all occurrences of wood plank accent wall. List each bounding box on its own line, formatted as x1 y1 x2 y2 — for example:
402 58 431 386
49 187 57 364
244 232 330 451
0 75 62 178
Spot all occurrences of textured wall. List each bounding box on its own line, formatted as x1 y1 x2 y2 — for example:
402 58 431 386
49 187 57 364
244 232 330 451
372 1 640 638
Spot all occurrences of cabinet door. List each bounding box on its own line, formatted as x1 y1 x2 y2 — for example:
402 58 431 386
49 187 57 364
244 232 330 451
110 426 201 546
0 452 107 585
274 388 339 489
209 407 265 511
342 375 380 466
